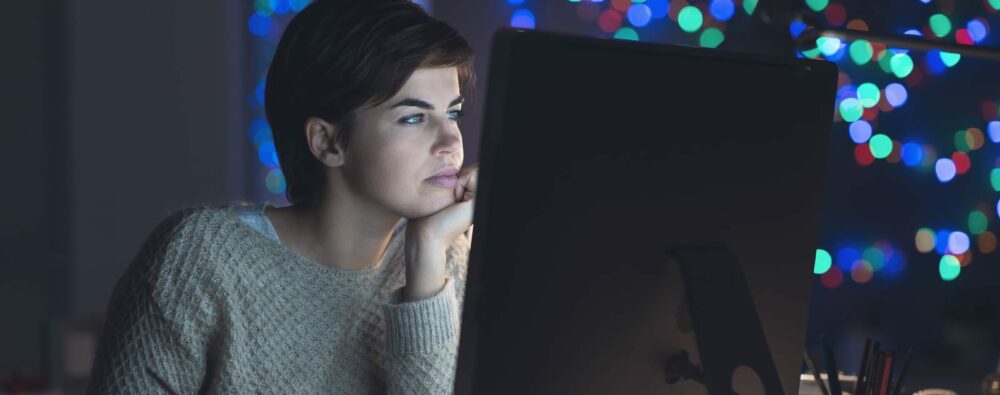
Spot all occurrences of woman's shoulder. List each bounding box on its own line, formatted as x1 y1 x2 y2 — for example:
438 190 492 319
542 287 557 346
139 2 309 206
154 200 256 232
101 203 246 350
132 201 254 271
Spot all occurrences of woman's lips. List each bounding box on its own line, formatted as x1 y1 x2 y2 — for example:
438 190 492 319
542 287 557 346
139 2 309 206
426 175 458 188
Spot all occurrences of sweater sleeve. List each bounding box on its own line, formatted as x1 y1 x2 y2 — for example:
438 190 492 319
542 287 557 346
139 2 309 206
87 208 221 395
380 226 472 395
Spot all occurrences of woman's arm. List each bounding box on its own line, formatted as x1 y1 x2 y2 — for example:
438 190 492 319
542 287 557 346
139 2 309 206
380 163 476 394
381 229 471 395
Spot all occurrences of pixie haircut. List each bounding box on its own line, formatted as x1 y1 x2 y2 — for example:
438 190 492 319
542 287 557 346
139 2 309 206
265 0 475 205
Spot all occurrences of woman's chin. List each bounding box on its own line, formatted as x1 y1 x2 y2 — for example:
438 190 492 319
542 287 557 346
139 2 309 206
403 194 455 219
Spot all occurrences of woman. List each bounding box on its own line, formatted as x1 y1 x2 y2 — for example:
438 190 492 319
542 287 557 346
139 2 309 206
87 0 478 393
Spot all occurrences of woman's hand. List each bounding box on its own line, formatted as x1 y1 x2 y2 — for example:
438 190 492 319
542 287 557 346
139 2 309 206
409 162 478 246
402 163 478 301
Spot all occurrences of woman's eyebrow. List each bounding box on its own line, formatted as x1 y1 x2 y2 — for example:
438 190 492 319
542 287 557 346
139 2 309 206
390 96 464 110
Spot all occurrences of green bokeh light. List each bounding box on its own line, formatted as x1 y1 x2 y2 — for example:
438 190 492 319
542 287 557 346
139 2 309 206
265 168 286 194
991 0 1000 11
254 0 274 14
877 51 894 74
955 130 971 152
857 83 880 108
890 53 913 78
862 247 886 271
805 0 829 12
813 248 833 274
849 40 873 65
814 249 832 274
700 28 725 48
991 169 1000 192
839 98 863 122
929 14 952 38
969 211 988 235
869 134 893 159
744 0 758 15
802 47 822 58
816 37 842 56
940 51 961 67
614 27 639 41
919 145 936 168
678 6 703 33
939 255 961 281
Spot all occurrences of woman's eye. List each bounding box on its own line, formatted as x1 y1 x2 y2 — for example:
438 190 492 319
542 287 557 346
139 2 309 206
399 110 462 126
399 114 424 125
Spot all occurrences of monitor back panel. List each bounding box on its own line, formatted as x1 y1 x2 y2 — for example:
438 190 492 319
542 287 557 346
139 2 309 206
456 29 839 395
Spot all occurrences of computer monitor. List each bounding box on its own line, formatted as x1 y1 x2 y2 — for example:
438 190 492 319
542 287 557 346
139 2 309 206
455 28 838 394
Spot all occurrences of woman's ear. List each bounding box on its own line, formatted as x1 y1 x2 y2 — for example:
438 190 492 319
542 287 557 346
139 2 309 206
304 116 346 167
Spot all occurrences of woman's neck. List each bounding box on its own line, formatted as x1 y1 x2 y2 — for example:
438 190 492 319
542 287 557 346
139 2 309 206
266 194 401 270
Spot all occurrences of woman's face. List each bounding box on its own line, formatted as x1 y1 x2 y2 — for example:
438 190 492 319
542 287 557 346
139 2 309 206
338 66 465 219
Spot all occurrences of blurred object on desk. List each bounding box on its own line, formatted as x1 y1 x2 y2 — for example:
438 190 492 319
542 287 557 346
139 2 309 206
982 355 1000 395
799 373 856 395
913 389 957 395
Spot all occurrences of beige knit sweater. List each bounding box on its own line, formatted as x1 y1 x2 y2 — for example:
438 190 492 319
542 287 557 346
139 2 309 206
86 202 472 394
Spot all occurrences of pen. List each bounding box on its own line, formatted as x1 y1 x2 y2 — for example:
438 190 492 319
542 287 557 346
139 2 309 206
853 338 872 395
890 347 913 395
879 350 894 395
805 349 831 395
823 335 842 395
866 343 881 395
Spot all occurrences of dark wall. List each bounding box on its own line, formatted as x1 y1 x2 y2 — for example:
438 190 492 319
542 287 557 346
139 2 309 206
66 0 249 318
0 0 60 377
1 0 251 386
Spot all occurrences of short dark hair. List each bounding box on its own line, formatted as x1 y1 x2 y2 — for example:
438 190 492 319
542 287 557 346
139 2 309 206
264 0 475 205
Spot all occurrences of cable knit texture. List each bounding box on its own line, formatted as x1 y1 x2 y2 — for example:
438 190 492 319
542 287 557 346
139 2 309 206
86 201 472 394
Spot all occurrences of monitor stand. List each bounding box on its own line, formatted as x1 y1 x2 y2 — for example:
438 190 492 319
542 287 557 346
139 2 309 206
663 246 786 395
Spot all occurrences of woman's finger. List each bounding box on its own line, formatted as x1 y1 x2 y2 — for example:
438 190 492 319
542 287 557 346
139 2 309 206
454 163 479 201
466 167 478 194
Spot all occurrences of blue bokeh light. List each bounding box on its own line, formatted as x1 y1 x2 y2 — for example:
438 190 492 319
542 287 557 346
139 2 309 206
948 231 970 254
248 12 272 37
836 246 861 271
901 142 924 167
255 79 266 106
258 141 280 167
511 8 536 28
789 20 808 38
935 230 951 255
647 0 669 19
709 0 735 22
289 0 310 12
881 249 905 277
967 19 987 42
935 158 957 183
836 84 857 102
884 83 908 107
273 0 291 14
988 120 1000 143
849 120 873 143
627 4 653 27
248 119 272 147
926 50 948 74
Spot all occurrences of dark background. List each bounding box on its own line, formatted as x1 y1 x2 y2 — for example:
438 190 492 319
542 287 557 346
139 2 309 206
3 0 999 392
